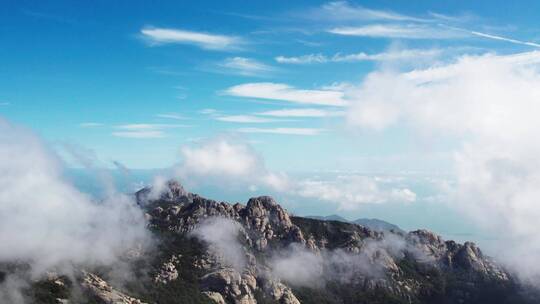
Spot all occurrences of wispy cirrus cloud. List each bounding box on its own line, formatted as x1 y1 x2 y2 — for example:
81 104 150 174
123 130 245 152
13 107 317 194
328 24 464 39
225 82 347 107
112 123 188 139
470 31 540 47
140 26 243 50
238 127 324 136
216 115 279 123
275 54 328 64
199 108 282 123
444 25 540 48
217 57 276 76
257 108 344 118
306 1 428 23
276 49 442 64
156 113 186 120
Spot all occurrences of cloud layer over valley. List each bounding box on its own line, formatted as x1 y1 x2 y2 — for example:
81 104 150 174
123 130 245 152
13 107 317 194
0 118 150 278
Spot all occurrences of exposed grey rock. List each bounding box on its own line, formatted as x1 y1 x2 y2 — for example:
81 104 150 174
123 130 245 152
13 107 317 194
81 271 146 304
200 268 257 304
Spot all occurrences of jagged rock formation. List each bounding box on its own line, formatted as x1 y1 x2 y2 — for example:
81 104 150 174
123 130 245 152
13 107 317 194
4 180 539 304
137 181 530 304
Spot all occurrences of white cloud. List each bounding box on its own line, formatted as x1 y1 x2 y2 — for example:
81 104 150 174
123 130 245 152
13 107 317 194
216 115 278 123
199 108 218 115
191 218 246 270
180 138 261 177
164 138 416 210
469 30 540 48
344 50 540 282
0 118 150 276
112 123 188 138
218 57 275 76
334 49 442 62
275 54 327 64
238 127 324 136
296 175 416 210
156 113 185 120
225 82 347 107
328 24 463 39
174 137 290 192
439 25 540 48
308 1 427 23
257 108 344 118
140 27 242 50
276 49 442 64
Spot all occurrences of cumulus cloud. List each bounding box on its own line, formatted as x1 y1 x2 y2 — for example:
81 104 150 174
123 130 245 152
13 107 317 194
173 137 291 192
167 137 417 207
140 27 243 50
0 118 150 276
344 50 540 282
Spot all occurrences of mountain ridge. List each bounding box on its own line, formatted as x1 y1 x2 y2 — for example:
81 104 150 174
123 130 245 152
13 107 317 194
2 180 538 304
306 215 405 233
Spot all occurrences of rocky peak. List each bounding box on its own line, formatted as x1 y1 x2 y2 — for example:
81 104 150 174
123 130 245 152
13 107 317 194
135 179 191 206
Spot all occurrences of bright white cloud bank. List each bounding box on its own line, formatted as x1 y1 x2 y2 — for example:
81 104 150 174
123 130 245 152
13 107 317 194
345 50 540 282
171 137 415 209
174 137 290 192
297 175 416 210
0 118 150 276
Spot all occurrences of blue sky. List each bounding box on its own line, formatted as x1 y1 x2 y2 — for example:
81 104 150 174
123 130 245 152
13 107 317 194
3 1 540 249
2 1 540 169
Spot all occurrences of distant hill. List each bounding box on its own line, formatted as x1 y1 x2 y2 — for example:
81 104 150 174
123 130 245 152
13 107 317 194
306 214 348 223
307 214 405 233
352 218 405 233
